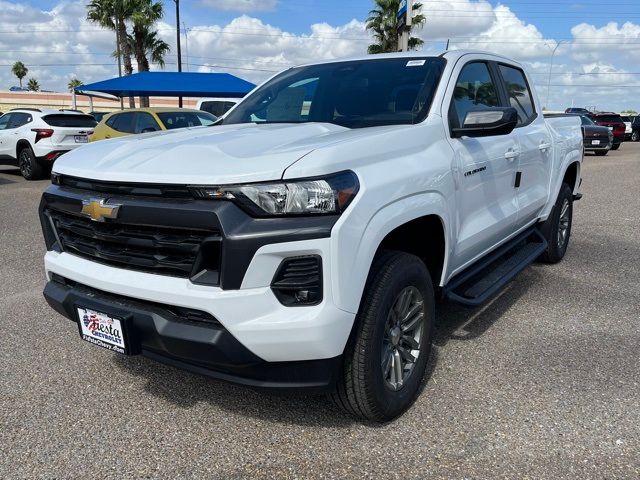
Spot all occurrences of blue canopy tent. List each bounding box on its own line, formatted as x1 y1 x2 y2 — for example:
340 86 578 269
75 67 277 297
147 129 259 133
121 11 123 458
75 72 256 98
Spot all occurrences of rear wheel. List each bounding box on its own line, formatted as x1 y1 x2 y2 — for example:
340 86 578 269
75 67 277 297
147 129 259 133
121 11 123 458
538 183 573 264
595 150 608 156
18 146 45 180
632 130 639 142
331 251 434 422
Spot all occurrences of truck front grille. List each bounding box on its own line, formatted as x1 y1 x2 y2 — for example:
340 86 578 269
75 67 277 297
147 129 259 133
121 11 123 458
47 209 221 280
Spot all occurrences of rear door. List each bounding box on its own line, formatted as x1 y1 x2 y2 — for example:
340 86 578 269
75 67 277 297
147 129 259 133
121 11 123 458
496 63 552 228
444 59 520 270
42 114 97 147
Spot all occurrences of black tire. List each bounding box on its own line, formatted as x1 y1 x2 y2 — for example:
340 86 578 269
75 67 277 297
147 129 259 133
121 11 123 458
632 130 639 142
595 150 608 156
331 251 435 422
611 143 620 151
18 145 45 180
538 182 573 264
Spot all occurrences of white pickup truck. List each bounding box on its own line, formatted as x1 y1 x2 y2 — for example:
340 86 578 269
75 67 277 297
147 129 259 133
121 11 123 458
40 50 583 422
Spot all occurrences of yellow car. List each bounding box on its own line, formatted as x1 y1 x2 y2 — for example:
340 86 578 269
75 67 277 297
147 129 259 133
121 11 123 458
89 108 217 141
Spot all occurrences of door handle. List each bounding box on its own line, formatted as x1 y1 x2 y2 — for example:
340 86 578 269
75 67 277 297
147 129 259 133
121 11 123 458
504 149 519 160
539 142 552 151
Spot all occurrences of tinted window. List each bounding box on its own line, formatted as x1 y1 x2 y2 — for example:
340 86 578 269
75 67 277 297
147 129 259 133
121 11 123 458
594 115 623 123
224 57 447 128
451 62 500 127
8 112 33 128
580 116 594 126
108 112 135 133
42 114 97 128
156 111 217 130
134 112 160 133
200 101 237 117
498 65 535 125
620 116 630 122
0 114 11 130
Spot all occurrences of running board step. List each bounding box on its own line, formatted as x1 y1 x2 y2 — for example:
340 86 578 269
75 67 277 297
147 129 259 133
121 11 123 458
444 228 547 306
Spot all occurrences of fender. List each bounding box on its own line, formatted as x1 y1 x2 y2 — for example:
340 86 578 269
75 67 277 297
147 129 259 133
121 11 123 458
330 191 450 314
540 148 582 221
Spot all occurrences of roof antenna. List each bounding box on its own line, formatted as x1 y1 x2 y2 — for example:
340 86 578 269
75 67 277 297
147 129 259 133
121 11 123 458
445 39 450 50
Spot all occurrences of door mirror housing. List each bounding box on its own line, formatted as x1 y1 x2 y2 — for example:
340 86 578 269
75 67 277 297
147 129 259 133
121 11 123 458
452 107 518 138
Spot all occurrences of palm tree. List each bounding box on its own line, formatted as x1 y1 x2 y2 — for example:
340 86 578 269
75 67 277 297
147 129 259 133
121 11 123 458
87 0 136 107
27 78 40 92
68 78 83 92
366 0 425 54
11 61 28 88
129 0 166 107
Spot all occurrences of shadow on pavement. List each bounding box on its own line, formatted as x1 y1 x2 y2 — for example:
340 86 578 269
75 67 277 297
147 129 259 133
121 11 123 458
110 270 539 426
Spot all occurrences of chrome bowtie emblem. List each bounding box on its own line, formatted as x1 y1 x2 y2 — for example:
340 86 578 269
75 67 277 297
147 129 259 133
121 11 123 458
81 198 121 222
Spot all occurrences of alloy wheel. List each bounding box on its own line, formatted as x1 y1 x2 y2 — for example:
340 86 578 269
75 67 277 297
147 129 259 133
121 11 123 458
557 198 570 249
19 150 32 178
381 286 425 391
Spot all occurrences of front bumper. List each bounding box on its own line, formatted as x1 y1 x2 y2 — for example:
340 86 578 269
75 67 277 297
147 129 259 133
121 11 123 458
43 274 343 391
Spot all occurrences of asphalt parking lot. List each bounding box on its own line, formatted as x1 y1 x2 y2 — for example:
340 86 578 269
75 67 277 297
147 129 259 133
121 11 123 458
1 144 639 479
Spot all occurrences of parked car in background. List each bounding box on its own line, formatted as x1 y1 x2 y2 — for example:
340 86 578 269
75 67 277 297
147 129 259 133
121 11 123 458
586 112 625 150
631 116 640 142
565 107 591 114
90 108 217 141
196 97 239 117
0 108 96 179
546 113 613 155
620 115 633 140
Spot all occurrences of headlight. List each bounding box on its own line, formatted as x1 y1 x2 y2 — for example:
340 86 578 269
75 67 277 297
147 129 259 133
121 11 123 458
191 170 359 217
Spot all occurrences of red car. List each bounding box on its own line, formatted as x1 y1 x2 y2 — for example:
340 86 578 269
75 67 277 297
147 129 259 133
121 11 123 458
586 112 625 150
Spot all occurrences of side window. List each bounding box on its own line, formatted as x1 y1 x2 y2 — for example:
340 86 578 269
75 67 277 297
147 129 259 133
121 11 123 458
134 112 160 133
110 112 135 133
451 62 500 128
0 114 12 130
105 114 118 128
498 65 536 126
8 112 32 128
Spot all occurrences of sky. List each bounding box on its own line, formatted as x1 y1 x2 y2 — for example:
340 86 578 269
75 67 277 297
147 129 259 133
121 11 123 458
1 0 639 112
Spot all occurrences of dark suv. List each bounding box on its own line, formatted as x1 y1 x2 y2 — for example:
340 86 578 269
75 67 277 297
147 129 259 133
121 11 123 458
631 116 640 142
586 112 626 150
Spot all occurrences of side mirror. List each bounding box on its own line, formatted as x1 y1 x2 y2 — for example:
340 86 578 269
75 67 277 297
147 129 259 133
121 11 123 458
141 127 157 133
452 107 518 138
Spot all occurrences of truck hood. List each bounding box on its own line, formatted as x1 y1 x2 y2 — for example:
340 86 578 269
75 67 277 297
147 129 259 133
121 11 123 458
53 122 354 184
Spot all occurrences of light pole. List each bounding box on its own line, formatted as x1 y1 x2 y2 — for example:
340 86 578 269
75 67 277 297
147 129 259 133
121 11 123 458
115 15 124 110
174 0 183 108
545 40 566 111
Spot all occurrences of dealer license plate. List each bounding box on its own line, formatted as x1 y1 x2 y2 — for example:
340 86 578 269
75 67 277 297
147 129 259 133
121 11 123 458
591 140 601 145
74 135 88 143
77 307 127 354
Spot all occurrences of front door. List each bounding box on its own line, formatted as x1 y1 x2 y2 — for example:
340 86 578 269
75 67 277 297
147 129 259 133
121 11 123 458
445 60 519 272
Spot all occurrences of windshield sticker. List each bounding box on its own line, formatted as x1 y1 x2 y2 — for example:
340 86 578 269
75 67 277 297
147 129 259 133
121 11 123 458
406 60 426 67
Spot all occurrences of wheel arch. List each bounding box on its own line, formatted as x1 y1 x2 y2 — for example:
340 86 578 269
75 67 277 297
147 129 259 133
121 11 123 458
16 139 32 157
332 192 451 314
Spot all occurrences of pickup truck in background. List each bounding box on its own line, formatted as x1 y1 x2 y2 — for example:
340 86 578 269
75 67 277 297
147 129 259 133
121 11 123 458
586 112 626 150
39 51 583 422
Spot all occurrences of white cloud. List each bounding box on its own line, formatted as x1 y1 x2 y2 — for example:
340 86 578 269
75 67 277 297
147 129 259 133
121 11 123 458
0 0 638 112
199 0 278 13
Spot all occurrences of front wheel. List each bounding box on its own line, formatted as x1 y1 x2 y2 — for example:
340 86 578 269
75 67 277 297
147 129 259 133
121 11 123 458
632 131 639 142
611 143 620 151
538 183 573 264
331 251 434 422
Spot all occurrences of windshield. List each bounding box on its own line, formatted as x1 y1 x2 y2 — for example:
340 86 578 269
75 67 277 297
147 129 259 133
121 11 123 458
580 115 594 126
157 111 217 129
223 57 446 129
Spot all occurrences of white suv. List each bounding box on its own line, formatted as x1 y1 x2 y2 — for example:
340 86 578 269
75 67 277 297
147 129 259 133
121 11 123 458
0 109 97 180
